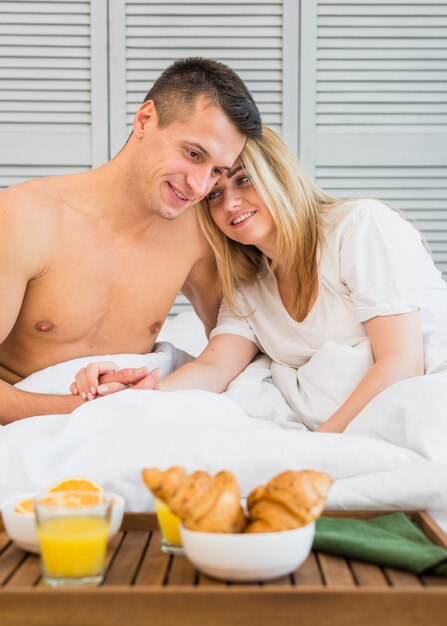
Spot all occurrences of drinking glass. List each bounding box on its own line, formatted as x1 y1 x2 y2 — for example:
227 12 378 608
154 498 184 555
34 491 112 587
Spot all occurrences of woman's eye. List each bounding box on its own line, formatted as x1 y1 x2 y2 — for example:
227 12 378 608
237 175 251 185
207 190 221 201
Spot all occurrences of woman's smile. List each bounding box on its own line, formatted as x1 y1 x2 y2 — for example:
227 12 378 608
229 210 257 228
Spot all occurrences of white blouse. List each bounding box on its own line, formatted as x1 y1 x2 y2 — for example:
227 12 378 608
210 199 447 375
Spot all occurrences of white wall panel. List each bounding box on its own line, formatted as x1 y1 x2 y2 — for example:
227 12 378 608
0 0 108 190
109 0 285 157
300 0 447 277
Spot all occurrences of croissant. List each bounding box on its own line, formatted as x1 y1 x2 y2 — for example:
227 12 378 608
142 467 246 533
142 466 189 502
245 470 333 533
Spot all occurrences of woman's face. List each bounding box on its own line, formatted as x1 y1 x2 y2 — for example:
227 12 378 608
206 160 276 252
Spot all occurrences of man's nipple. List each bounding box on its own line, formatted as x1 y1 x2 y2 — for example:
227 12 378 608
149 322 161 335
35 320 55 332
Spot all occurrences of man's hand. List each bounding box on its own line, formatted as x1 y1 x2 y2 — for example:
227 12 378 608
70 362 163 400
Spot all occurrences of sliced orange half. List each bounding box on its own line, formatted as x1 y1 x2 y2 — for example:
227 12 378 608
48 478 103 493
15 478 103 513
15 498 35 514
15 496 54 513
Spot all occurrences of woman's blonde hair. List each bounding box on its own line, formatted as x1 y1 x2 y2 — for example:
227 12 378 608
197 125 340 321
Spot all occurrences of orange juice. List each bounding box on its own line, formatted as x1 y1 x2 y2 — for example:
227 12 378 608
37 516 109 578
154 498 182 545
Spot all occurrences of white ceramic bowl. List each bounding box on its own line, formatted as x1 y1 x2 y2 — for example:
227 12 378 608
1 492 125 554
180 522 315 582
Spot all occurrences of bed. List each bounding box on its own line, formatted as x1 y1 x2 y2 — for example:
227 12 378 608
1 311 446 531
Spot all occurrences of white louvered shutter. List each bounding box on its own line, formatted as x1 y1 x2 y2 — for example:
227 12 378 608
300 0 447 277
0 0 108 190
109 0 290 314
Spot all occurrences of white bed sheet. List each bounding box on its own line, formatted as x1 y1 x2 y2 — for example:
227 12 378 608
2 312 446 530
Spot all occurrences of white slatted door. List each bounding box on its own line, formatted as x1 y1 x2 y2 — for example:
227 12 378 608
0 0 108 190
109 0 292 314
110 0 285 155
300 0 447 276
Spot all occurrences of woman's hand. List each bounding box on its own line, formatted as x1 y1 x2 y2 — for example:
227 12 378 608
97 367 163 395
69 361 156 400
70 334 258 400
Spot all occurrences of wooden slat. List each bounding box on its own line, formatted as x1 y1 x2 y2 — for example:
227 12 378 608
35 570 47 588
103 531 125 572
0 544 27 586
0 531 11 551
127 15 281 26
421 574 447 587
103 531 149 586
323 511 411 520
198 572 226 586
293 552 323 586
2 588 447 626
128 4 282 16
167 555 196 586
319 4 447 16
4 554 40 588
349 560 388 587
121 513 158 533
417 512 447 548
384 568 423 588
263 574 293 586
134 531 170 586
317 553 356 587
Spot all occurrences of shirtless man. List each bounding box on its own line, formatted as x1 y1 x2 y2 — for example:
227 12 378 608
0 58 261 424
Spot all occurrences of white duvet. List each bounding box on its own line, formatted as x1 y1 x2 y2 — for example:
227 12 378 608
2 312 446 529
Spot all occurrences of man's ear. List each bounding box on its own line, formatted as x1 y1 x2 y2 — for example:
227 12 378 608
133 100 158 137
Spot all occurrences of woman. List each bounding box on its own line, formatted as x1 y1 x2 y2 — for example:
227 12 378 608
71 127 447 432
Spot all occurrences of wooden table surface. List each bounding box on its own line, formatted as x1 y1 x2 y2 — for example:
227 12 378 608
0 511 446 626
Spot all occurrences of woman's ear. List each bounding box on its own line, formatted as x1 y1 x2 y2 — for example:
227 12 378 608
133 100 158 137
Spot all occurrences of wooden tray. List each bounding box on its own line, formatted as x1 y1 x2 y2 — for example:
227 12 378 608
0 511 446 626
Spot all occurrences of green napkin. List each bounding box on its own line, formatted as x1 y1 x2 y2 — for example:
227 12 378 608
314 513 447 577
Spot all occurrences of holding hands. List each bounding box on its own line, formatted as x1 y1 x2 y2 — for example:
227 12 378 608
70 362 163 401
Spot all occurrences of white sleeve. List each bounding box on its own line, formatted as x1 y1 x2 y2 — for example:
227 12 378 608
339 202 425 322
209 298 261 349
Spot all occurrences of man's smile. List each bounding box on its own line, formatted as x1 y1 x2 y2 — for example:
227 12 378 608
167 181 189 204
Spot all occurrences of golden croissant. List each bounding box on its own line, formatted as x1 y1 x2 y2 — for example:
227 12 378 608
142 467 246 533
245 470 333 533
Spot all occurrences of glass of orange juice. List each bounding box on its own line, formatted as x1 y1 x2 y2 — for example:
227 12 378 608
154 498 184 555
34 491 112 587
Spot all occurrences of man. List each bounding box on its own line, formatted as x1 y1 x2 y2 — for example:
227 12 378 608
0 57 261 424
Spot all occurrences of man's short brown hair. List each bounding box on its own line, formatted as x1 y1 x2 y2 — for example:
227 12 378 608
143 57 262 140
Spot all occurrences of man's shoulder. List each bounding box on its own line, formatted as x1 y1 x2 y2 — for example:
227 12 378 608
1 176 63 217
2 177 52 208
0 179 61 248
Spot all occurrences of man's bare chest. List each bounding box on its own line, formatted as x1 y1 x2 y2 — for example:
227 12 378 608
18 237 191 349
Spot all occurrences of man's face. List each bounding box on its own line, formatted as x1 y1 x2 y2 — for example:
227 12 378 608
134 96 246 220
